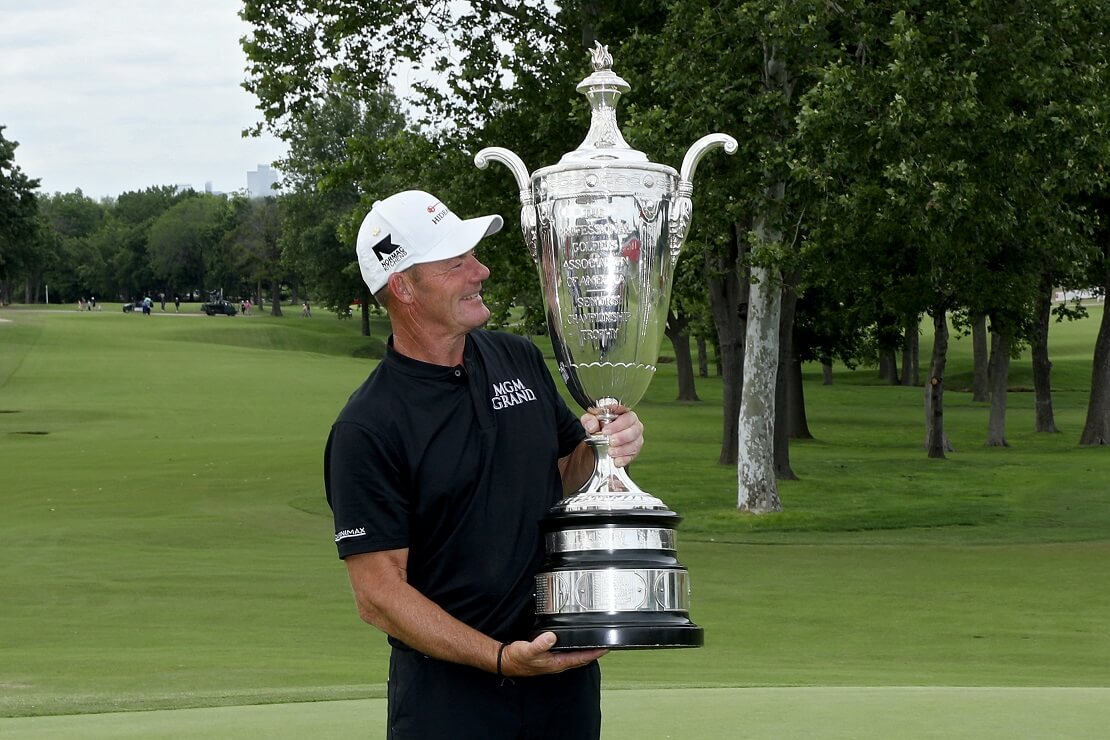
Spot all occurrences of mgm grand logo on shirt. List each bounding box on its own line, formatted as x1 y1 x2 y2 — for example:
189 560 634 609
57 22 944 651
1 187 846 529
490 377 537 410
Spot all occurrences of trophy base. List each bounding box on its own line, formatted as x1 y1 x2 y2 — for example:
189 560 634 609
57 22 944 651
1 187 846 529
537 618 704 650
534 505 703 651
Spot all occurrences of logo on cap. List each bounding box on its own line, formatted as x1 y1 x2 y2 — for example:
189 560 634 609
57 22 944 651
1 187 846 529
372 233 408 270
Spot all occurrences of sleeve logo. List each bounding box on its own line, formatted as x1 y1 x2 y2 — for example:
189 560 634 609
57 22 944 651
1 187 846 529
335 527 367 542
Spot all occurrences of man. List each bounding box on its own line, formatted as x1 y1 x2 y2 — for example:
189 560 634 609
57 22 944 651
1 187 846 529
324 190 644 739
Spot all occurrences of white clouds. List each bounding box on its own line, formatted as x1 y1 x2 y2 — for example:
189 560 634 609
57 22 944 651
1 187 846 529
0 0 285 198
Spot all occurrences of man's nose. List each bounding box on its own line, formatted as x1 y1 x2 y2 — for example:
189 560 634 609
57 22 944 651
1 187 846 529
471 255 491 280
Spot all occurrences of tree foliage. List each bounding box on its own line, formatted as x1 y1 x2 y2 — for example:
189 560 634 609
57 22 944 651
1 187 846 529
148 195 233 294
0 125 41 304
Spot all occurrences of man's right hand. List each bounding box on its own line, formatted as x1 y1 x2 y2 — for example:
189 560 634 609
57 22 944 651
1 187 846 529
499 631 607 677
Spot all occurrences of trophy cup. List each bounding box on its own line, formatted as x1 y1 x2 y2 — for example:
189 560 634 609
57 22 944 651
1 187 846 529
475 42 736 649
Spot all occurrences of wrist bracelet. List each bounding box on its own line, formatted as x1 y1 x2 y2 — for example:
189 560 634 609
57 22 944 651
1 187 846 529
496 641 510 677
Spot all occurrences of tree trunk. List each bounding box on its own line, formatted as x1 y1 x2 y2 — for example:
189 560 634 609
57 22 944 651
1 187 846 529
878 348 899 385
696 336 708 378
925 309 952 458
270 279 283 317
739 37 792 492
821 358 833 385
986 328 1011 447
972 314 989 401
774 274 800 478
360 284 372 337
666 310 700 402
1079 242 1110 445
706 222 748 465
788 355 812 440
738 265 783 512
1080 303 1110 445
901 315 919 386
1031 277 1059 432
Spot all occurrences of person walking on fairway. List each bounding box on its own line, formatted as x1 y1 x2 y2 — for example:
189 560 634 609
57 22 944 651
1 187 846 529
324 190 643 740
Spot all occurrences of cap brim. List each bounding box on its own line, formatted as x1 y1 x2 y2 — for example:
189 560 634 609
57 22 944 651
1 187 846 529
418 213 503 265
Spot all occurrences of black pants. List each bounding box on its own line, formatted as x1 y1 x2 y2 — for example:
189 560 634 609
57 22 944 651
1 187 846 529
386 647 602 740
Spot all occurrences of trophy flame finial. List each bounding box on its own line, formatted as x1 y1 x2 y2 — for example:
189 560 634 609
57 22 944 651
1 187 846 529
590 41 613 71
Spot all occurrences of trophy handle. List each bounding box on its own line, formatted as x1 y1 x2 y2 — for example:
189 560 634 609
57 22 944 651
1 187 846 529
669 134 739 258
679 133 738 186
474 147 539 261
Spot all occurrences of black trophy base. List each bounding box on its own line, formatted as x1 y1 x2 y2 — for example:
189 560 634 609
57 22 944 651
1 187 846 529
536 614 704 650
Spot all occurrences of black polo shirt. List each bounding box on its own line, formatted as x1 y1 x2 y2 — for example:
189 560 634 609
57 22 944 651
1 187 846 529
324 329 585 643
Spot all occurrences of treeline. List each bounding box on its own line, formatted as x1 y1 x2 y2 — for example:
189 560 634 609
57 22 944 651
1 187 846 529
0 160 288 314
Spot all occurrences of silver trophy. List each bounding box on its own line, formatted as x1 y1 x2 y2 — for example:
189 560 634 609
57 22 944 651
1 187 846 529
475 42 736 649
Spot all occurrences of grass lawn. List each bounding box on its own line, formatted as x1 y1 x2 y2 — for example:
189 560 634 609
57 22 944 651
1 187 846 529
0 302 1107 737
5 688 1110 739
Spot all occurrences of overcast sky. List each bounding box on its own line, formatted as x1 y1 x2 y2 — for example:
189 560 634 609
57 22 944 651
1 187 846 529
0 0 288 200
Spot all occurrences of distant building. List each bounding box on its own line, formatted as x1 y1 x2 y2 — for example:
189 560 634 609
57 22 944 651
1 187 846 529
247 164 280 199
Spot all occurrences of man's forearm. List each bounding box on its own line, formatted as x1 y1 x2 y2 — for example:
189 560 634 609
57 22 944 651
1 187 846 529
558 440 596 496
347 556 500 672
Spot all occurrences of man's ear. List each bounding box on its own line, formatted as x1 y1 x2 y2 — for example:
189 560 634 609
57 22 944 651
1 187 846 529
387 272 415 305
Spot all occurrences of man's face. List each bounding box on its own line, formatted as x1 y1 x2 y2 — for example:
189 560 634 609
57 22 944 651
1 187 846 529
407 249 491 337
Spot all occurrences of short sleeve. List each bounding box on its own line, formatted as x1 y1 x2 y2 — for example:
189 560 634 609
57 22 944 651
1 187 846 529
324 420 410 559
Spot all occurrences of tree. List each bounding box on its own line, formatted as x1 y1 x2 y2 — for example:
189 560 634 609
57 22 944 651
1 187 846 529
637 1 840 508
108 185 191 300
276 85 409 333
227 196 284 316
1080 196 1110 445
664 253 707 402
971 315 989 402
0 126 41 304
798 0 1110 459
148 195 231 296
240 1 660 336
37 191 108 303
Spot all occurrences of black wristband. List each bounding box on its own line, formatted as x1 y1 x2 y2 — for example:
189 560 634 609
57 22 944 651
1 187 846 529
496 641 510 677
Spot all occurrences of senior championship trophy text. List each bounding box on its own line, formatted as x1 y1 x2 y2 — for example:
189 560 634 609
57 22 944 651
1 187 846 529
476 43 736 649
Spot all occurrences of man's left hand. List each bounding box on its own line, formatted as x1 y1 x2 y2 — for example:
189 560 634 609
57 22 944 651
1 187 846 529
580 406 644 468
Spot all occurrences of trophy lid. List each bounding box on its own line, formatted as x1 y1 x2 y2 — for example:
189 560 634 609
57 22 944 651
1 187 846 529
559 42 649 165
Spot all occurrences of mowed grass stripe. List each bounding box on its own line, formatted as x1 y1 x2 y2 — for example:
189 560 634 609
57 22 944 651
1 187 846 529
2 687 1109 739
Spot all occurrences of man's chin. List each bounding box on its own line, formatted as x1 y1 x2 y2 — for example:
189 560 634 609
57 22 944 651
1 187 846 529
463 304 491 331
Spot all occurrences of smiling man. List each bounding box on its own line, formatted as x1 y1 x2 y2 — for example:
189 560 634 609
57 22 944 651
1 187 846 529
324 190 644 740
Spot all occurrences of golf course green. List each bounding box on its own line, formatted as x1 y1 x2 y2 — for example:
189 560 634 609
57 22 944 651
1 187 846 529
1 303 1107 738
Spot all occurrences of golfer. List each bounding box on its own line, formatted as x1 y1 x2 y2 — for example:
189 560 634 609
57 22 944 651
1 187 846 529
325 190 644 739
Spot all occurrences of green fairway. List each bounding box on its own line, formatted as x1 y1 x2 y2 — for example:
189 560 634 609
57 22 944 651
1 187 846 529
4 687 1110 739
1 303 1108 735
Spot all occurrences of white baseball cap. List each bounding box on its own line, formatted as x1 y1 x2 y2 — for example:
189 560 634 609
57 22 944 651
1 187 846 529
355 190 503 294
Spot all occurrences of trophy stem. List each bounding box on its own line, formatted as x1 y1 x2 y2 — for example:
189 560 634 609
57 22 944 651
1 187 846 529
586 434 629 494
559 425 668 512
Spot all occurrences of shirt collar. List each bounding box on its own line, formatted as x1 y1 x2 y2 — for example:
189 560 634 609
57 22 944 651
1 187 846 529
384 335 469 383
